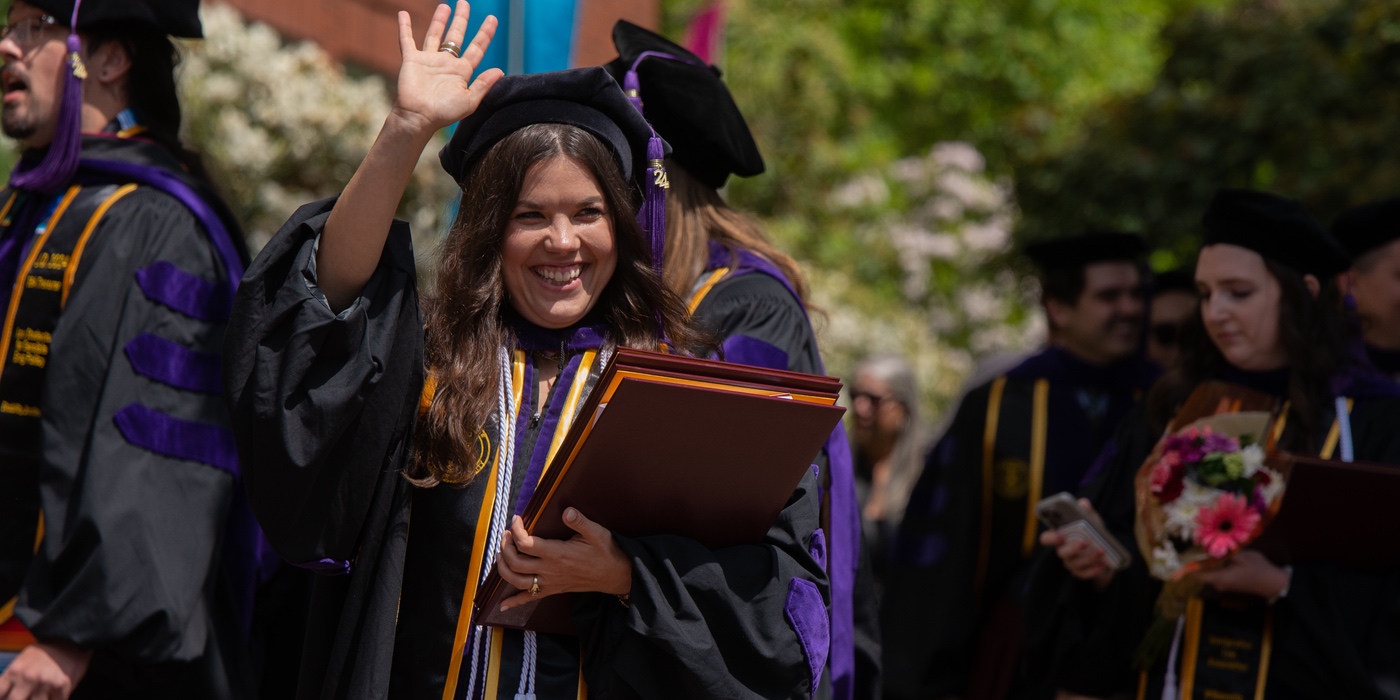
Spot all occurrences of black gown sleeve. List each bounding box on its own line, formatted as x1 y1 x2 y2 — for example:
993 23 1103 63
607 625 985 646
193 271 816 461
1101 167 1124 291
222 197 424 569
16 190 246 679
881 384 1002 700
693 272 883 699
1021 403 1156 697
1268 397 1400 698
692 273 822 375
575 468 830 700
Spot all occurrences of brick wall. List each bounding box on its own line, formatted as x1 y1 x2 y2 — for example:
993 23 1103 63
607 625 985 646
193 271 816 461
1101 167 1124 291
214 0 659 77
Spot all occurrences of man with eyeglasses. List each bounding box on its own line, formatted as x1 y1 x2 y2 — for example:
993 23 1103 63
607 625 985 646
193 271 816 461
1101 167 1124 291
882 232 1159 700
0 1 262 698
1333 198 1400 380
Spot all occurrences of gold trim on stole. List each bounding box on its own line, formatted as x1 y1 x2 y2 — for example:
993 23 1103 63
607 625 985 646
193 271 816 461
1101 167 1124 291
1022 378 1050 556
0 186 82 386
974 376 1008 607
442 352 526 700
61 183 137 308
686 267 731 314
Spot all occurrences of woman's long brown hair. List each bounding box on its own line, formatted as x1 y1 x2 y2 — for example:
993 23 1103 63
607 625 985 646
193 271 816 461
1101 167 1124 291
412 123 706 486
662 163 810 304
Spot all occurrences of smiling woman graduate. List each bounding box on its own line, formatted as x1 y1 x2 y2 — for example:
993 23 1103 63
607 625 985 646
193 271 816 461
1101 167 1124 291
222 4 829 700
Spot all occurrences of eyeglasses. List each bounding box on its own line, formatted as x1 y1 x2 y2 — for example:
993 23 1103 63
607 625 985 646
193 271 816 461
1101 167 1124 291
850 390 900 409
1 15 60 51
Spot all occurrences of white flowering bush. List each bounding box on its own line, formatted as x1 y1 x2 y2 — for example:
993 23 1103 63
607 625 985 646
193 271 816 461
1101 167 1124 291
813 141 1043 417
178 4 458 270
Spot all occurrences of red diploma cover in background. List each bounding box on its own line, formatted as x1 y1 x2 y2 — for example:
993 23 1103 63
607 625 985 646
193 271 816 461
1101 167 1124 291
472 348 846 635
1252 453 1400 572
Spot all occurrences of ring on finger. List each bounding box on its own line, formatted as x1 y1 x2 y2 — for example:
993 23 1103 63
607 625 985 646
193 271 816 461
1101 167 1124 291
438 41 462 58
529 576 541 597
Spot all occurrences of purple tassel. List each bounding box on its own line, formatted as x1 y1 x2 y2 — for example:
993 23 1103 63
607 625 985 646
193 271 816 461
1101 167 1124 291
624 69 644 113
11 7 86 194
639 132 668 275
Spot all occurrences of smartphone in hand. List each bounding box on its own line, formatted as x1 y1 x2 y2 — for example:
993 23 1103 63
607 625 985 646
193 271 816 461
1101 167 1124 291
1034 492 1132 571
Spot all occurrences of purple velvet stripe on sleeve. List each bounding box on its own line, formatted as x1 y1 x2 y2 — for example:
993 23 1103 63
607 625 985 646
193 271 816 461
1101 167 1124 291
718 334 789 370
824 425 859 700
292 558 351 576
785 577 830 695
112 403 239 475
134 261 231 322
124 332 224 394
809 528 827 570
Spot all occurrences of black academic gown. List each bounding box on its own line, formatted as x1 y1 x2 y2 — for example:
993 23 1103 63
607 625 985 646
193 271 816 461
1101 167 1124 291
0 135 259 697
224 199 831 700
1025 369 1400 700
688 241 882 700
1367 344 1400 382
881 346 1158 700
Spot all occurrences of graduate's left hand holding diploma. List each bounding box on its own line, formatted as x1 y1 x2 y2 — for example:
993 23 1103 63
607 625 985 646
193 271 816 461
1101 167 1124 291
317 1 502 311
495 510 633 612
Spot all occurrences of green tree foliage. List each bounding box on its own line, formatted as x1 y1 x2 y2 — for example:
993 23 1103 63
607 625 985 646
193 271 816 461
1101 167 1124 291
1015 0 1400 263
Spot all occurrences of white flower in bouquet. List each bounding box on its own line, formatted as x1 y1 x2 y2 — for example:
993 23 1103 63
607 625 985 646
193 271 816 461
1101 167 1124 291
1240 443 1265 477
1151 541 1182 573
1162 480 1216 540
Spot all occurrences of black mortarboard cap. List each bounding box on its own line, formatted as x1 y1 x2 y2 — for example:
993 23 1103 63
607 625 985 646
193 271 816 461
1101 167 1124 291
440 67 659 188
25 0 202 38
1331 197 1400 260
1201 189 1349 277
1023 231 1146 271
604 20 764 189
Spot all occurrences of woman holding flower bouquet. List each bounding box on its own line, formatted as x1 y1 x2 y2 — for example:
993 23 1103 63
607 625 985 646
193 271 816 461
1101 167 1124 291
1025 189 1400 700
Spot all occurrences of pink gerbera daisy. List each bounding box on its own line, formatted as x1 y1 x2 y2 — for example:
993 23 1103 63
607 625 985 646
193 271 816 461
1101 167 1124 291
1193 493 1261 559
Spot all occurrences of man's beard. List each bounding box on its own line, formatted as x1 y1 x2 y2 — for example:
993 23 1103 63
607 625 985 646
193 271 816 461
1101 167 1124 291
2 104 38 141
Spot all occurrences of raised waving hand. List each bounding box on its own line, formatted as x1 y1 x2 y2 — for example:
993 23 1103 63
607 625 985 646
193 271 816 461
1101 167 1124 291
392 2 502 134
319 2 501 311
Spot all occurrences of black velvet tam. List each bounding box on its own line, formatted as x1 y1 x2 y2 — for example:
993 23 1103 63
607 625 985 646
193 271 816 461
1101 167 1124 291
1331 197 1400 260
1023 231 1145 271
1201 188 1349 277
25 0 202 38
604 20 764 189
439 66 658 187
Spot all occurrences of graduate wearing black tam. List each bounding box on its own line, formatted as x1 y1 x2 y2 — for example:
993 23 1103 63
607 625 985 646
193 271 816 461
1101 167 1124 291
606 21 879 700
1333 198 1400 378
225 7 828 700
885 230 1158 700
1025 189 1400 700
1200 188 1350 277
0 0 263 696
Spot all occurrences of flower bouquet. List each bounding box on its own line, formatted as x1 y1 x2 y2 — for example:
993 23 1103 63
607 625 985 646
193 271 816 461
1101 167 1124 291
1135 411 1284 579
1132 409 1286 664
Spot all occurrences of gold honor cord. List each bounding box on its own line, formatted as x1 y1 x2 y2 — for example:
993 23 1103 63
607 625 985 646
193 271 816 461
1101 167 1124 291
974 376 1008 608
1022 379 1050 556
442 351 527 700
